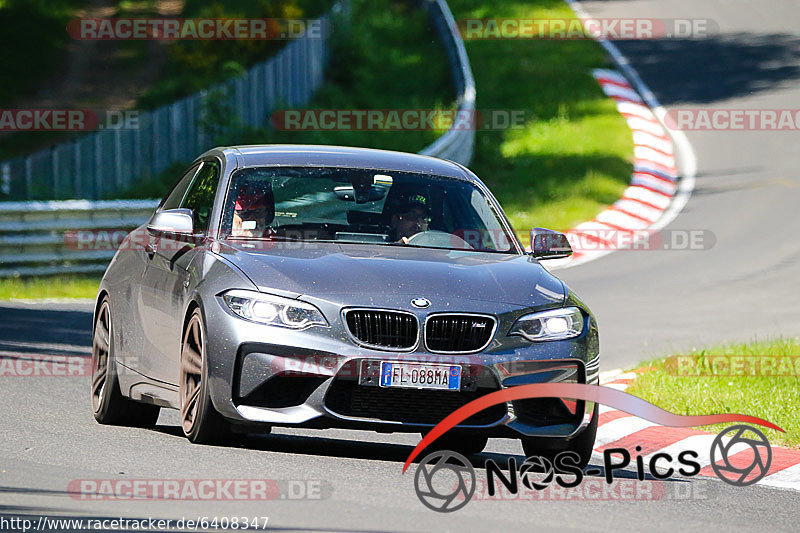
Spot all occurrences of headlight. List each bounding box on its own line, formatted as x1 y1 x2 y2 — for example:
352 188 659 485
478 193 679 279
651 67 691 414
509 307 584 341
222 290 328 329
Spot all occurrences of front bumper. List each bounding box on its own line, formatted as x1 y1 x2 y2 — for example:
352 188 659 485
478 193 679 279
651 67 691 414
202 293 599 439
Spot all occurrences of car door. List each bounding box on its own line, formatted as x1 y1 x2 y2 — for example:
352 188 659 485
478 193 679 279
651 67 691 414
138 161 221 384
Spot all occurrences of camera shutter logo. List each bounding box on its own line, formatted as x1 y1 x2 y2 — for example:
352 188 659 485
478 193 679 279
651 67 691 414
413 451 475 512
710 425 772 486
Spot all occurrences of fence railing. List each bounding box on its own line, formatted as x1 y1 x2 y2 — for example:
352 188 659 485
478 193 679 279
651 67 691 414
419 0 476 165
0 0 475 277
0 6 343 202
0 199 158 277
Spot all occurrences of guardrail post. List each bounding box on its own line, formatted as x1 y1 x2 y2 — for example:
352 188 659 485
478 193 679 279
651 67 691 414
73 140 81 199
51 146 59 199
94 133 103 199
1 163 9 196
114 129 123 193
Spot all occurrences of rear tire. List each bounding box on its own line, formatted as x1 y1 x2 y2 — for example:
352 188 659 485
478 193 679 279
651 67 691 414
91 298 160 427
520 404 598 469
180 308 229 444
421 432 488 456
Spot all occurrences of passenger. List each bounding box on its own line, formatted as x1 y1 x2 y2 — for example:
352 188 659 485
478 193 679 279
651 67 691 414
232 186 272 238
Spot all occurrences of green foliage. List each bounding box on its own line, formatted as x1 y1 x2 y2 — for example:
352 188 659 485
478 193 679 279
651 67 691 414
137 0 331 109
0 0 83 105
198 87 244 147
108 161 190 200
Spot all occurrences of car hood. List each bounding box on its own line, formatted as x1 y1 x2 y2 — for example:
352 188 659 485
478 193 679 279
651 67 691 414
213 240 566 308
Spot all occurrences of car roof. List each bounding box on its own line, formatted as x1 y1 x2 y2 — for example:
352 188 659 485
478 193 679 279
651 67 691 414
200 145 474 181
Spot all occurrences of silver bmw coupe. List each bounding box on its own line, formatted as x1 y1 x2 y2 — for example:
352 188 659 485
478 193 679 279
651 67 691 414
91 145 599 464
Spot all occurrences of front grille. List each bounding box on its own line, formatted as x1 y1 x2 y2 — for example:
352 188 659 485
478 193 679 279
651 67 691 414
425 314 495 353
325 381 506 425
344 309 417 350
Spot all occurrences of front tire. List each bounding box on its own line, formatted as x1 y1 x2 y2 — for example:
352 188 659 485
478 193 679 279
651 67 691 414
91 297 160 427
180 308 229 443
520 404 598 469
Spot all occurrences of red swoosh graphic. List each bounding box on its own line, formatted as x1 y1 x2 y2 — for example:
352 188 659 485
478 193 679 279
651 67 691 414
402 383 783 473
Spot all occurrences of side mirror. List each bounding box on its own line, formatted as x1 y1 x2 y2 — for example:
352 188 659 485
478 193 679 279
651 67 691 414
147 208 194 236
530 227 572 259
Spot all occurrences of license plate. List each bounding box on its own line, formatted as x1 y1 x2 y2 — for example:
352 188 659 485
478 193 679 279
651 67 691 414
379 362 461 391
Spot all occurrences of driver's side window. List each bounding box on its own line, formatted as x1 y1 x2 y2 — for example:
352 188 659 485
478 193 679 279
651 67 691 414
181 161 221 233
160 163 200 211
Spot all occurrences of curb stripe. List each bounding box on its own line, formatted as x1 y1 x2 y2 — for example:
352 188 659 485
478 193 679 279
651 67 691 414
698 446 800 479
621 195 664 212
570 231 613 246
597 372 800 491
597 425 702 455
545 69 680 271
627 184 673 199
608 205 655 224
599 410 633 426
634 164 678 179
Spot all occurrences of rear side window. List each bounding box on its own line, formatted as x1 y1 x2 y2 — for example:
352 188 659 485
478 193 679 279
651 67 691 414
181 161 221 232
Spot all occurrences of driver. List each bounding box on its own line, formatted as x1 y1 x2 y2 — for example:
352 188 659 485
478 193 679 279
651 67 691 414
389 193 431 244
232 186 272 237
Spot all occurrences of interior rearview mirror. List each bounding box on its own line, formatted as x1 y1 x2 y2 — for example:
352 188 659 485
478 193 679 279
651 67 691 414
334 185 387 202
530 227 573 259
147 208 194 236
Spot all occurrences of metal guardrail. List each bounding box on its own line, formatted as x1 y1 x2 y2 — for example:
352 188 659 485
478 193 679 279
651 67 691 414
419 0 476 165
0 0 475 277
0 199 159 277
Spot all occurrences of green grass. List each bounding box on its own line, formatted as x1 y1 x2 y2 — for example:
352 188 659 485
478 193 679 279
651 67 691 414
126 0 633 238
0 275 100 300
450 0 633 238
626 338 800 448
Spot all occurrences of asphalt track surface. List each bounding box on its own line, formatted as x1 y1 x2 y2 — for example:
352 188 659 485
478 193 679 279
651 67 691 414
2 1 800 531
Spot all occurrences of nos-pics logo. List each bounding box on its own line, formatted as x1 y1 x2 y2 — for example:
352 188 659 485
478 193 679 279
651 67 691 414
413 424 772 512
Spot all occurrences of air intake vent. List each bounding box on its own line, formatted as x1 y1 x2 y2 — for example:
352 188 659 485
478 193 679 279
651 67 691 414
425 314 495 353
344 309 418 350
325 381 506 425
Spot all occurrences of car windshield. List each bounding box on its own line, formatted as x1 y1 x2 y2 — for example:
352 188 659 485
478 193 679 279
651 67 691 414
220 166 518 253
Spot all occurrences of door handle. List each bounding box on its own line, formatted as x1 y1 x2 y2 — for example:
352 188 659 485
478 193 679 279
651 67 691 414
145 243 156 259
